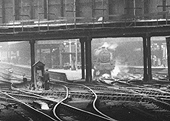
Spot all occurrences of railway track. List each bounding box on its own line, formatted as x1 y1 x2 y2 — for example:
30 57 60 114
11 83 114 121
47 81 170 121
0 90 57 121
54 82 116 120
25 80 170 121
1 68 170 121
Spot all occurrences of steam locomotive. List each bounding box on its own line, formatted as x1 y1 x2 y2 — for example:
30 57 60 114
93 43 115 79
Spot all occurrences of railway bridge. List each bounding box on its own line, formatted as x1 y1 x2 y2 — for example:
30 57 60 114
1 13 170 83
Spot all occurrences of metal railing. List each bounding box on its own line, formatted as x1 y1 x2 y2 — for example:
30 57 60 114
0 11 170 33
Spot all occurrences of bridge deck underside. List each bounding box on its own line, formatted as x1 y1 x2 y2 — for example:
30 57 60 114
0 19 170 41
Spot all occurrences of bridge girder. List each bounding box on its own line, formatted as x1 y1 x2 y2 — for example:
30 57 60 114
0 25 170 42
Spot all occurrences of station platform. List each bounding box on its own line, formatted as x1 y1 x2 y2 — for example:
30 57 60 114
49 69 83 81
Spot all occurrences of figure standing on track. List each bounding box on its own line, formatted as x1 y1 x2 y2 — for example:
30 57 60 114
37 76 43 90
44 69 50 90
71 55 76 70
22 74 27 83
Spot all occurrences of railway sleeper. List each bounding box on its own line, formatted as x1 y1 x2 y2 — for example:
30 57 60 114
57 103 112 121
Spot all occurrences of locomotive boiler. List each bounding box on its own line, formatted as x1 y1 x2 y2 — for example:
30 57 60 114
93 43 116 79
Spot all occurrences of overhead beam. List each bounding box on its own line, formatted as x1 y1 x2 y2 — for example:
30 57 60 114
1 25 170 42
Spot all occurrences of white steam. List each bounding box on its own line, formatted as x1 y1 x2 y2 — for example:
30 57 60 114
111 59 129 78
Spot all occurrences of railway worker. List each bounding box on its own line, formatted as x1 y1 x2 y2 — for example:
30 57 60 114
37 76 43 90
7 68 13 81
44 69 50 90
22 74 27 83
71 55 76 70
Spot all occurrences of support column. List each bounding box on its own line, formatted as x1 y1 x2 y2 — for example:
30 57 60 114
143 35 152 82
14 0 20 20
85 37 92 82
59 44 63 67
29 40 36 83
80 38 85 79
92 0 95 18
143 36 148 82
60 0 64 17
39 48 42 61
162 0 166 19
75 0 80 19
7 46 11 63
50 47 52 68
166 37 170 81
44 0 48 19
2 0 5 23
144 0 149 14
30 0 34 19
147 36 152 80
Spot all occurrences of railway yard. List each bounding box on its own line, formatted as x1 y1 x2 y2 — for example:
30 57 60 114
1 0 170 121
1 67 170 121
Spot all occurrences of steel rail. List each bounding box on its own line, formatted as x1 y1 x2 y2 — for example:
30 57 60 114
41 82 113 120
15 84 113 121
13 84 78 121
5 93 54 103
58 102 115 121
52 85 69 121
9 74 170 120
0 91 57 121
81 84 117 121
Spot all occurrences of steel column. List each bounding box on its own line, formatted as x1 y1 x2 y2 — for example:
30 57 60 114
162 0 167 12
29 40 36 83
85 37 92 82
75 0 80 18
143 37 148 82
50 47 52 68
60 0 64 17
80 38 85 79
2 0 5 23
14 0 20 20
7 46 11 63
166 37 170 81
144 0 149 14
30 0 34 19
147 36 152 80
92 0 95 18
44 0 48 19
39 48 42 61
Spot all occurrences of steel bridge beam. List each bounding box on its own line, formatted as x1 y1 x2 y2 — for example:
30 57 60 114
1 25 170 42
